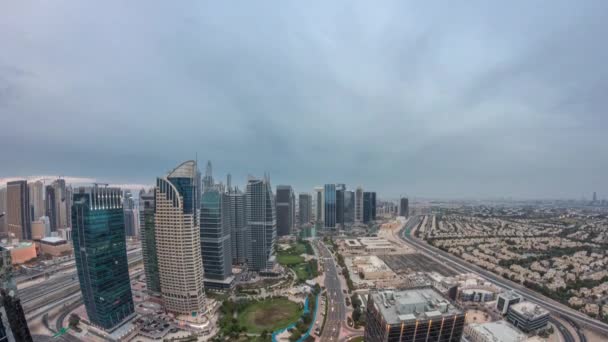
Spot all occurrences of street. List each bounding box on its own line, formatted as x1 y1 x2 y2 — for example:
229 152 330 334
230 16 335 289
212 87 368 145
316 240 346 342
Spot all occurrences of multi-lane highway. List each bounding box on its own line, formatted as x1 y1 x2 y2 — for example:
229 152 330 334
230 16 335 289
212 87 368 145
316 241 346 342
400 216 608 337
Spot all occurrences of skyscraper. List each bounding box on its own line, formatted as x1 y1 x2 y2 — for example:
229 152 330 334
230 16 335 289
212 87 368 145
371 192 377 220
0 188 6 238
123 190 139 239
593 191 598 202
6 181 30 240
44 185 57 232
228 189 248 265
298 193 312 225
363 191 373 223
399 197 409 217
314 187 323 223
1 246 32 342
323 184 336 229
139 188 160 294
355 187 364 223
72 185 134 330
276 185 295 236
336 184 345 226
155 161 206 315
28 180 45 221
51 179 71 230
200 189 232 288
246 176 276 271
344 190 355 224
202 160 214 193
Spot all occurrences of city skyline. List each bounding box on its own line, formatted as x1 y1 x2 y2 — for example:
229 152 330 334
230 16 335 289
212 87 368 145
2 1 608 199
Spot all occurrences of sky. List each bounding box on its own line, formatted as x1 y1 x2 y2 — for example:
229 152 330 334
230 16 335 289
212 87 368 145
1 1 607 199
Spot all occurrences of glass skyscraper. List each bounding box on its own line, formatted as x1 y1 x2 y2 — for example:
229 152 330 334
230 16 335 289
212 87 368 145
6 180 30 240
200 189 232 286
72 186 134 330
228 190 248 265
323 184 336 229
246 177 276 271
275 185 294 236
139 189 160 294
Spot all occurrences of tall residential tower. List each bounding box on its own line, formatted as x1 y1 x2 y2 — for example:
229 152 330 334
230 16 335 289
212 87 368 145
246 176 276 271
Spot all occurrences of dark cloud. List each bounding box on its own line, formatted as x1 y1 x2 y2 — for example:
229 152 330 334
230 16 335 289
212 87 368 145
1 0 607 199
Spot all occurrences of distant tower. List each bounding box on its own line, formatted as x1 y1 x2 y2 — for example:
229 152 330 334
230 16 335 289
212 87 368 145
200 189 232 288
314 187 323 223
6 181 31 240
246 176 276 271
44 185 57 232
28 181 45 221
202 160 214 193
155 161 206 315
355 187 364 223
400 197 409 217
276 185 295 236
593 192 598 202
72 185 134 330
228 189 248 264
323 184 337 229
0 187 6 238
298 193 312 225
227 173 232 191
139 188 160 294
344 190 355 224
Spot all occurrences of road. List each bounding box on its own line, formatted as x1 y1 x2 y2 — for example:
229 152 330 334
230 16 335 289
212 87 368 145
400 216 608 337
316 241 346 342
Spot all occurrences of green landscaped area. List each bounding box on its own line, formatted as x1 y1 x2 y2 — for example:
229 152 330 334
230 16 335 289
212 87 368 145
349 337 364 342
237 298 303 333
277 241 318 282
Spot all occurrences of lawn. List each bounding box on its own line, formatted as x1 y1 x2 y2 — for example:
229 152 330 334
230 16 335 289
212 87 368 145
293 263 312 281
349 337 364 342
237 298 303 333
277 254 305 266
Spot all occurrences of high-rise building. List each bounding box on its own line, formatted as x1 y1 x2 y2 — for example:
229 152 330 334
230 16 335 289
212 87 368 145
155 161 206 315
371 192 377 220
0 188 6 238
139 188 160 294
246 176 276 271
593 191 598 202
344 190 355 224
363 191 373 223
44 185 57 232
314 187 323 223
354 187 364 223
72 185 135 330
1 247 32 342
200 189 232 288
276 185 295 236
228 189 248 265
336 184 345 226
364 287 465 342
323 184 336 229
6 181 31 241
202 160 214 193
51 179 71 230
298 193 312 225
399 197 409 217
28 180 45 221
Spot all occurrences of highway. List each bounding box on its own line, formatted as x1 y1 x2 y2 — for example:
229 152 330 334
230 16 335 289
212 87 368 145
399 216 608 337
316 240 346 342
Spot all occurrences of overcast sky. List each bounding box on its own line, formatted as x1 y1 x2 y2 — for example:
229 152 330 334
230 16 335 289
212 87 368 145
1 1 607 199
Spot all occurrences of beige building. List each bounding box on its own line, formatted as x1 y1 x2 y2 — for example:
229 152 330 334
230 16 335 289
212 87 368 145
31 220 46 240
39 237 72 257
1 241 37 264
155 161 206 316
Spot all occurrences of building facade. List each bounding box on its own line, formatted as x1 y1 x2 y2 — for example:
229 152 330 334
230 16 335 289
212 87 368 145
506 302 549 333
323 184 336 229
72 186 134 330
0 188 6 238
51 179 71 230
336 184 345 226
6 181 30 241
44 185 57 232
228 190 248 265
298 193 312 225
344 190 355 224
314 187 323 223
246 177 276 271
139 188 160 294
275 185 294 236
354 187 364 223
399 198 409 217
28 181 45 221
200 189 232 284
155 161 206 315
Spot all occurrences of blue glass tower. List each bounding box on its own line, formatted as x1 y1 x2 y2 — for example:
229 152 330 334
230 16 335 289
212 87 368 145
323 184 336 229
200 189 232 285
72 186 134 330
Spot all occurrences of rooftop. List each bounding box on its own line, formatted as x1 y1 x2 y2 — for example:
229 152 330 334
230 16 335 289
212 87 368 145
370 287 463 325
40 236 67 244
468 321 526 342
499 291 523 301
510 302 550 320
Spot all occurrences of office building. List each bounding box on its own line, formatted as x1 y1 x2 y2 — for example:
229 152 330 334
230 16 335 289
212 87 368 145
314 187 323 223
139 188 160 294
28 180 45 221
336 184 345 226
355 187 364 223
364 287 465 342
323 184 336 229
39 237 72 257
593 191 598 202
506 302 549 333
363 191 373 223
496 291 522 315
228 189 248 265
200 189 232 288
344 190 355 224
246 176 276 271
0 248 32 342
298 193 312 225
464 321 526 342
276 185 295 236
51 179 71 230
6 181 30 240
0 188 6 238
371 192 377 220
399 198 409 217
155 161 206 315
72 185 135 330
44 185 57 232
202 160 214 193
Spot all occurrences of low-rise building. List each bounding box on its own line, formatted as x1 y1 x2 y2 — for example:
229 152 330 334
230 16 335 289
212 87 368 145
465 320 527 342
39 237 72 257
506 302 549 333
496 291 523 315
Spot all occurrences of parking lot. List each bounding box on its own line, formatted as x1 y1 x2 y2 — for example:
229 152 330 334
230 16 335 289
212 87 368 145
379 253 458 277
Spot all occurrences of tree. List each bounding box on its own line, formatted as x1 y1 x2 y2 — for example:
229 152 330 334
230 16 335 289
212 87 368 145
261 330 269 339
68 313 80 328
